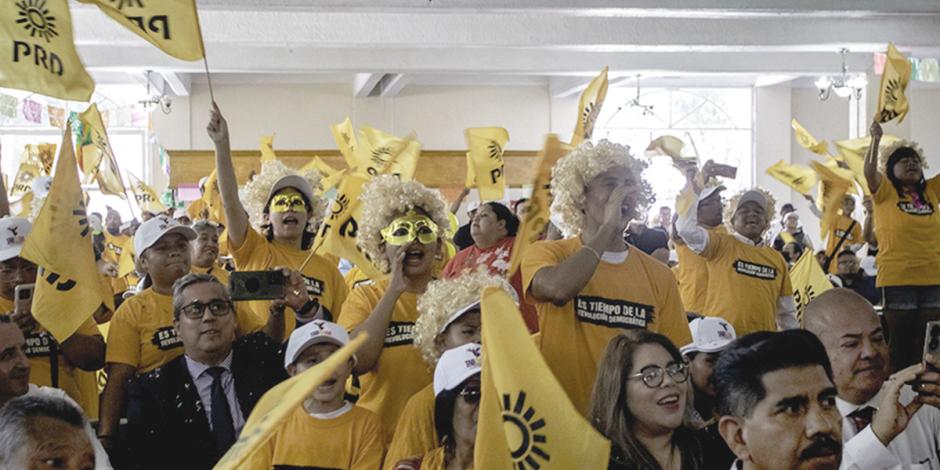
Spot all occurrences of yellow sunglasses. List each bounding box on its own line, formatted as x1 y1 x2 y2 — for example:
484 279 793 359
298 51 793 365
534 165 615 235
381 212 439 246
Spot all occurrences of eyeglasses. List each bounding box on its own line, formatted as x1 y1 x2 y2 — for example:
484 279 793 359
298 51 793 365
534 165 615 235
458 387 481 404
628 362 689 388
179 299 233 319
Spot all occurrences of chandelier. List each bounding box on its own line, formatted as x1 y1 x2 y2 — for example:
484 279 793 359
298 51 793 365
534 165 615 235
815 48 867 101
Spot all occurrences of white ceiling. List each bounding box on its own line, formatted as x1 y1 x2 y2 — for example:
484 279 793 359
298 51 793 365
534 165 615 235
69 0 940 97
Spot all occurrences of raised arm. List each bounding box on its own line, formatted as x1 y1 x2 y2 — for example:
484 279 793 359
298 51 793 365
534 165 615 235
449 188 470 215
862 197 877 247
350 247 407 373
206 103 250 250
865 121 884 195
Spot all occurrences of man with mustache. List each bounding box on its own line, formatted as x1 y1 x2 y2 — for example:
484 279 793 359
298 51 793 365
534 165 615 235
805 289 940 468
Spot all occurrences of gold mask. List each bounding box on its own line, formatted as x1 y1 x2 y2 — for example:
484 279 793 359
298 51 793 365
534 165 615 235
381 211 439 246
269 189 307 213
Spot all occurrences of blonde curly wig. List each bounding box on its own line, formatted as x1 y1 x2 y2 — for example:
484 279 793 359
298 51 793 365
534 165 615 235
239 160 327 231
724 187 777 234
879 139 928 173
357 175 450 274
549 139 654 238
414 269 516 366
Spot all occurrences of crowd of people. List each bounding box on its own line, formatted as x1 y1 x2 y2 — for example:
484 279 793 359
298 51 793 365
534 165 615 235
0 103 938 470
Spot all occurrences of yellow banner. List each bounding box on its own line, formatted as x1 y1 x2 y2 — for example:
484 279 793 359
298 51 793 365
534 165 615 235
476 286 611 469
0 0 95 101
302 157 342 194
791 119 829 156
357 126 421 180
508 135 564 276
20 127 113 341
466 127 509 201
464 154 477 188
790 250 833 324
9 160 41 198
571 67 609 146
766 160 818 196
833 135 902 196
313 174 385 280
876 43 912 124
78 104 127 198
126 172 167 214
117 237 136 279
259 135 277 163
214 333 366 470
77 0 204 61
810 161 853 236
330 117 360 170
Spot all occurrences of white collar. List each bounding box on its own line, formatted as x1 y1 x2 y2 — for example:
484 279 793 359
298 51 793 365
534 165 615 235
308 401 353 420
185 351 234 379
835 388 883 418
732 231 765 247
601 248 629 264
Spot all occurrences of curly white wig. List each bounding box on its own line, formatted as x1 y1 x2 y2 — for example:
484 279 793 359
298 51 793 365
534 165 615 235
724 187 777 233
549 139 654 237
414 269 515 366
879 139 928 173
239 160 327 231
357 175 449 274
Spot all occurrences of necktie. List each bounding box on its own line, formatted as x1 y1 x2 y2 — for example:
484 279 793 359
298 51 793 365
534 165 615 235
206 366 236 452
848 406 876 433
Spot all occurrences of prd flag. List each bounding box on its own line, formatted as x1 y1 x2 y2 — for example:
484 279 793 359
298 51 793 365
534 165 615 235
356 126 421 180
126 172 167 214
301 157 343 194
791 119 830 156
475 287 611 469
9 159 41 198
465 127 510 201
77 104 127 198
117 237 136 279
330 118 360 170
834 135 902 196
260 135 277 163
77 0 204 61
19 143 57 175
810 161 853 236
312 173 384 280
790 249 833 324
508 135 565 276
765 160 818 196
214 333 367 470
876 43 912 124
571 67 608 146
0 0 95 101
20 127 114 341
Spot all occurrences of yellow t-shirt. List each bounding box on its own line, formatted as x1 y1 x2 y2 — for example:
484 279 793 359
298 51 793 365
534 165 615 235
105 288 261 372
675 226 726 315
521 237 691 415
338 280 433 443
242 404 385 470
873 176 940 287
344 266 375 292
229 227 348 330
383 383 436 469
191 264 230 288
825 215 862 273
420 447 446 470
698 231 792 335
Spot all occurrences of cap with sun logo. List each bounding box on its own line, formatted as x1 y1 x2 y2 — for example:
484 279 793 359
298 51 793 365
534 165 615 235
0 217 32 262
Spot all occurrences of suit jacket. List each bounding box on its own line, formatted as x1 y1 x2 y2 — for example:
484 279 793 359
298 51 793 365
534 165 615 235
125 332 287 470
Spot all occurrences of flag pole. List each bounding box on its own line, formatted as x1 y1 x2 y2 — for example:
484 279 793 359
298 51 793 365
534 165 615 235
193 4 216 104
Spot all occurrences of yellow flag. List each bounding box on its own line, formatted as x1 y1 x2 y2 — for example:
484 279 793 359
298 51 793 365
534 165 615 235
330 118 360 170
791 119 830 156
508 135 564 276
464 154 477 188
214 333 367 470
312 174 385 280
466 127 510 201
126 172 167 214
318 168 346 195
17 143 57 176
9 160 41 198
810 161 853 236
876 43 912 124
766 160 818 196
117 237 136 278
20 127 113 341
571 67 609 146
790 250 833 324
475 287 611 469
834 135 902 196
78 104 127 198
0 0 95 101
357 126 421 180
77 0 204 61
301 156 337 178
259 135 277 163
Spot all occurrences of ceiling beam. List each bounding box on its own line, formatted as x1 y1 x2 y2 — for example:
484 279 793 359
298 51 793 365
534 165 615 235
352 73 384 97
160 72 192 97
377 74 411 97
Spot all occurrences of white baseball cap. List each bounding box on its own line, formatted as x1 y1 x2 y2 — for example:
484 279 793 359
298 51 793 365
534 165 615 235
134 214 197 255
433 343 482 396
266 175 316 209
735 190 769 214
698 185 725 203
680 317 737 355
284 319 351 369
173 208 189 220
0 218 31 262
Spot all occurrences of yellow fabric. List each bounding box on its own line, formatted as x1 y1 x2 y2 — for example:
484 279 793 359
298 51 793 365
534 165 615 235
77 0 204 61
420 447 446 470
116 236 137 280
78 104 127 198
476 286 611 469
520 237 690 414
190 263 230 288
383 383 436 469
9 161 41 198
824 214 862 265
676 226 727 315
126 171 167 214
20 127 113 342
186 198 209 221
200 169 224 223
104 232 131 294
698 231 792 336
765 160 818 196
872 175 940 287
356 126 421 180
313 173 385 281
790 250 833 324
465 127 510 201
216 334 367 469
0 0 95 101
343 266 374 292
509 135 565 277
20 143 55 176
338 280 433 442
332 117 361 170
259 135 278 162
812 161 854 237
877 43 912 124
791 118 830 156
228 226 348 332
241 404 385 470
571 67 609 146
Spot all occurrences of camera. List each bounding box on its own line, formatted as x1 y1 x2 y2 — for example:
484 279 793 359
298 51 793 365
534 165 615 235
924 321 940 369
229 271 286 301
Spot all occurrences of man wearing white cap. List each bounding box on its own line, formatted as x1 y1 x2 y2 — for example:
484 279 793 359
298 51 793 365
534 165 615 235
173 208 192 227
243 319 384 470
673 184 724 315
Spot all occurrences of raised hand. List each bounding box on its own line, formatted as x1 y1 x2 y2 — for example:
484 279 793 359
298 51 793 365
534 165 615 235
206 102 229 145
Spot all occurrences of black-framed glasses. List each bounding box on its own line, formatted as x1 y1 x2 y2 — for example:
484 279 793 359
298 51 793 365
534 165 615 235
179 299 233 319
628 362 689 388
458 387 481 404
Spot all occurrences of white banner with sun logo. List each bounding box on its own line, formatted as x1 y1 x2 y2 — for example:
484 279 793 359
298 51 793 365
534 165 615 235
20 127 114 341
465 127 509 201
476 286 611 470
0 0 95 101
571 66 608 146
77 0 204 61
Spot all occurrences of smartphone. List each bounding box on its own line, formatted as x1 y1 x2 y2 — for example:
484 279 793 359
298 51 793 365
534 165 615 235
923 321 940 370
229 271 286 301
14 283 34 315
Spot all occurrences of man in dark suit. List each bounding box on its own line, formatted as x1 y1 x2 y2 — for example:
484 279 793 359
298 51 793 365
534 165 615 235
124 273 286 470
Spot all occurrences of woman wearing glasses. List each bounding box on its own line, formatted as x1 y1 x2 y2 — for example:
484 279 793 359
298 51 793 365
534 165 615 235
590 330 704 470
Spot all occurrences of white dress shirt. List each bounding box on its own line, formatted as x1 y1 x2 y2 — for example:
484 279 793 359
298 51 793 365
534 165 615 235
24 384 113 470
184 352 246 435
838 386 940 469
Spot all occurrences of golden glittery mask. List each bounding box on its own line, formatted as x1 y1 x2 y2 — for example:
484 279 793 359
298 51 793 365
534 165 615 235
269 189 307 213
380 211 439 246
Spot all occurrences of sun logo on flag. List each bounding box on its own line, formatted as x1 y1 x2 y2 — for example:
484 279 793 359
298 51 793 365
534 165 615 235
371 147 393 165
107 0 144 10
74 201 90 238
582 101 601 139
501 391 550 469
15 0 59 43
487 142 504 161
330 193 350 219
